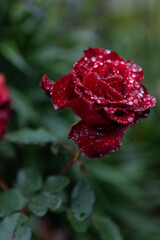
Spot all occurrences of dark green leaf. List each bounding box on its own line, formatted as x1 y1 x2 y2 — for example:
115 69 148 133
16 168 42 194
29 192 62 217
0 213 31 240
71 178 95 221
0 189 26 218
49 195 62 211
67 210 90 233
0 41 33 76
5 128 55 146
28 192 48 217
93 216 123 240
43 176 70 193
11 87 38 125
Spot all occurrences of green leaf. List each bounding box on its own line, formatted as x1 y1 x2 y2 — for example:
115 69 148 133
93 216 123 240
71 178 95 221
67 210 90 233
0 41 33 76
0 189 26 218
11 87 38 125
5 128 55 146
43 176 70 193
28 192 48 217
0 213 31 240
88 163 141 200
16 168 42 194
29 192 62 217
49 195 62 212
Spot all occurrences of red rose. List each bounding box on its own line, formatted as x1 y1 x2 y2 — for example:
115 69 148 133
0 74 11 139
40 47 156 158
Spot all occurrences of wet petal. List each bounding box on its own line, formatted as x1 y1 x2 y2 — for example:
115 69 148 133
136 108 150 118
69 120 131 158
104 109 135 124
106 51 123 61
83 72 105 97
51 74 75 110
83 47 107 58
126 93 156 112
136 94 156 112
0 82 10 106
40 74 54 97
70 96 108 125
98 80 124 101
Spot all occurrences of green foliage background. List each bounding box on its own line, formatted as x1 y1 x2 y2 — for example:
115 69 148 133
0 0 160 239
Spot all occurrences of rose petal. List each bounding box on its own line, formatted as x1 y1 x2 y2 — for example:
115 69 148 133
0 82 10 105
70 97 108 125
98 79 124 101
69 120 131 158
136 108 150 118
104 109 135 124
131 63 144 82
106 51 123 61
136 94 156 112
126 93 156 112
51 74 75 110
41 74 75 111
40 74 54 97
83 72 105 97
83 47 107 58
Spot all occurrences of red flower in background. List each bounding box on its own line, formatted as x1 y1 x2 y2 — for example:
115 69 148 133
0 74 11 139
40 47 156 158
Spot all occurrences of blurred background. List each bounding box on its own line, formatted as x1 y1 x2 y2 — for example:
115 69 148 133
0 0 160 239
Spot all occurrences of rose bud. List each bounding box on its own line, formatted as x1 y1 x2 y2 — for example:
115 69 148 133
40 47 156 158
0 74 11 139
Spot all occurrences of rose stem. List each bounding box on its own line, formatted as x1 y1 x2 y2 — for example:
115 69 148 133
60 150 81 175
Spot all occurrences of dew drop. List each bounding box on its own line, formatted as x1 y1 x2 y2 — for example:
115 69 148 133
132 73 137 78
97 99 101 104
91 57 96 62
128 117 134 122
54 104 59 110
128 101 133 105
107 59 112 63
106 49 111 54
114 60 119 66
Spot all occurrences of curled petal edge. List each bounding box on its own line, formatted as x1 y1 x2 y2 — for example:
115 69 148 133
68 120 133 158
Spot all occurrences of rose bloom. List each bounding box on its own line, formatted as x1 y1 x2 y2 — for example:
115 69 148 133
40 47 156 158
0 74 11 138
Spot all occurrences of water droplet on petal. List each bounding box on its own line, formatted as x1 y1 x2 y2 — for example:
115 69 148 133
132 73 137 78
114 60 119 66
106 49 111 54
94 64 98 68
128 117 134 122
107 59 112 63
54 104 59 110
128 101 133 105
91 57 96 62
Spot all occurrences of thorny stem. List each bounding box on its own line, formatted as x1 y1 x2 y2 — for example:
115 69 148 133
78 158 87 177
60 150 82 175
58 141 75 154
